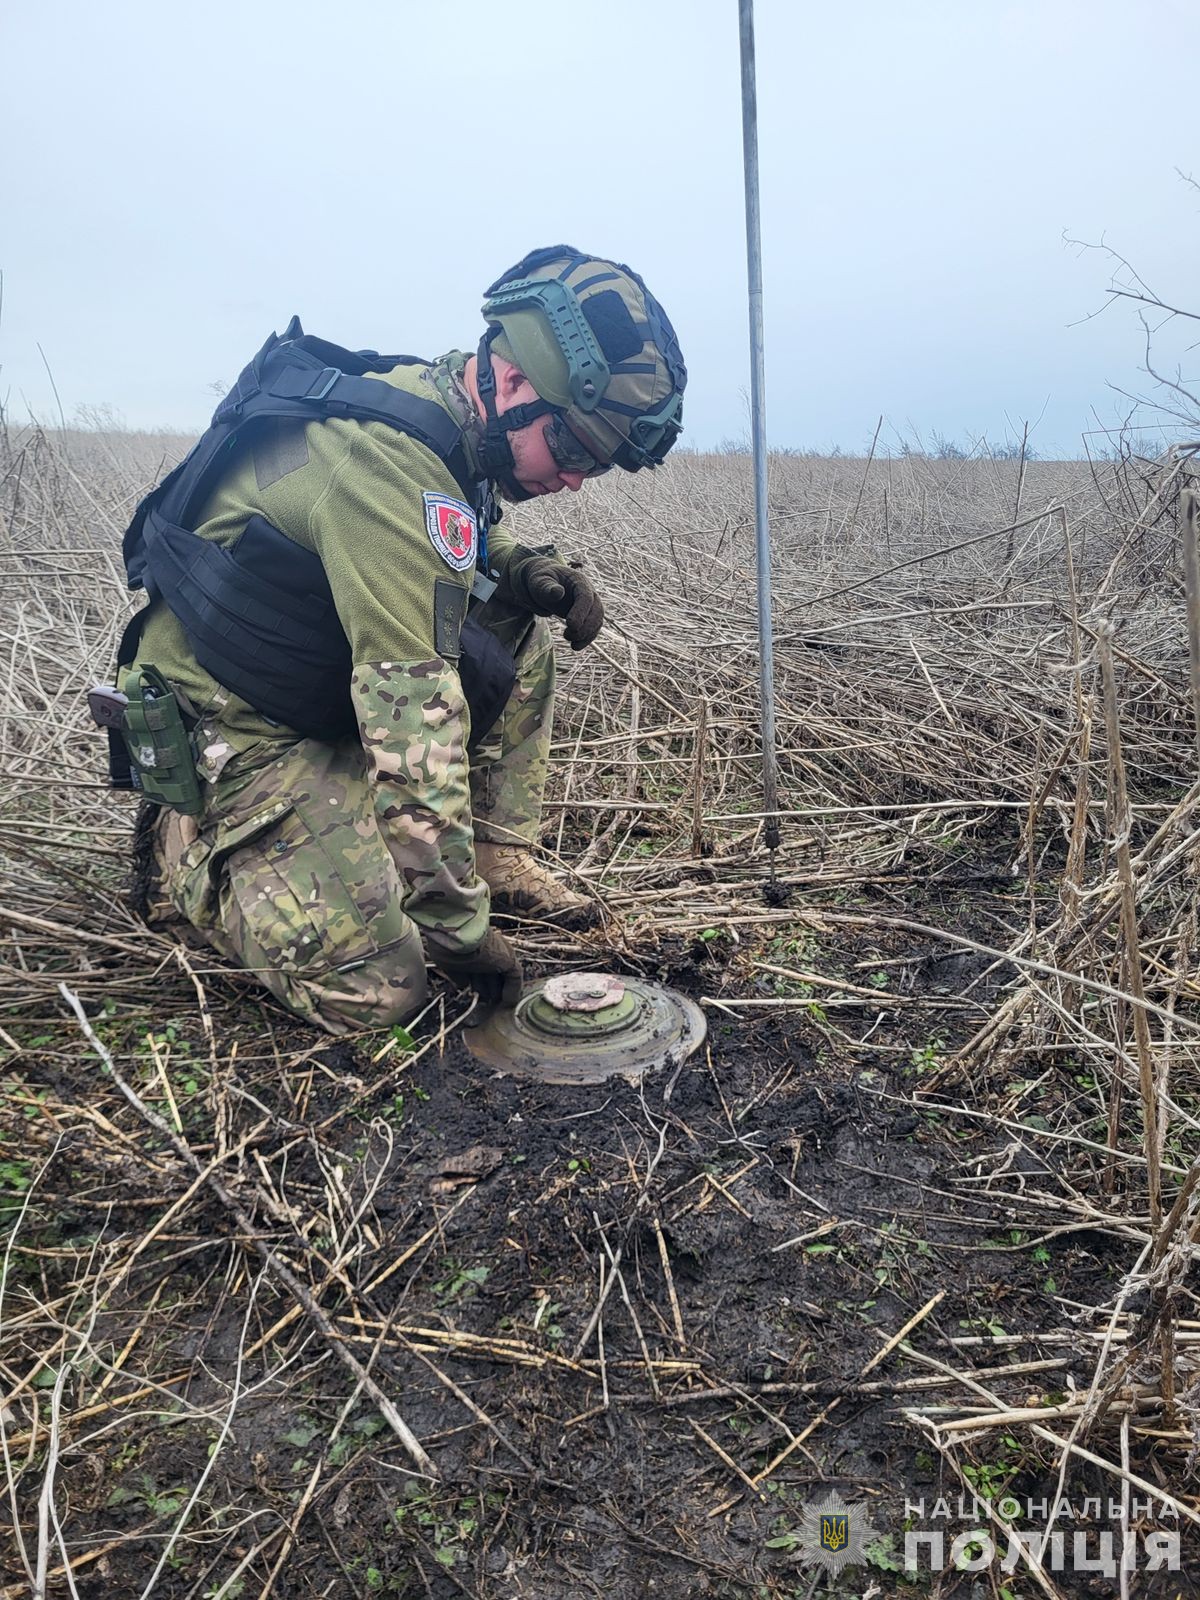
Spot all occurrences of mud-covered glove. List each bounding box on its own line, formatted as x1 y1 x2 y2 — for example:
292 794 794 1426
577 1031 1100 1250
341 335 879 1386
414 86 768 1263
502 556 605 650
433 927 524 1016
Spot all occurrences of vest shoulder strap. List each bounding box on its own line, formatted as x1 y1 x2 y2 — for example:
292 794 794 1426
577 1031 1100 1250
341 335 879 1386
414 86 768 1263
124 319 475 592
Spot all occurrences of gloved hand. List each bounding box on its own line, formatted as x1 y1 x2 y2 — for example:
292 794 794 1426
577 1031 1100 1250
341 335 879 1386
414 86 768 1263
433 927 524 1016
502 556 605 650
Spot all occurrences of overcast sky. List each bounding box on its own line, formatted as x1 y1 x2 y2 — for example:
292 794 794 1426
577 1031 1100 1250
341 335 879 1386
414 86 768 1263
2 0 1195 455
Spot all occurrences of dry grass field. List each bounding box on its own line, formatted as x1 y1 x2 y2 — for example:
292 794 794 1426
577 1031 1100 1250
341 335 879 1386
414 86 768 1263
1 417 1199 1597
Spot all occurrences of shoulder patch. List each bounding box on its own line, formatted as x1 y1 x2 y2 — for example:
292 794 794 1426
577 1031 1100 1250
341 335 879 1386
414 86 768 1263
423 491 478 572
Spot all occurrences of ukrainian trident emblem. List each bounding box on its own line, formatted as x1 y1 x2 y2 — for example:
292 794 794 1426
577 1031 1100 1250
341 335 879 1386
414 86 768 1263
820 1512 849 1553
794 1491 877 1575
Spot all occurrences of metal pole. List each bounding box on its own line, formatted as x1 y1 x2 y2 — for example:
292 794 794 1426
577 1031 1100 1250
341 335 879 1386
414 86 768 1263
738 0 781 862
1183 487 1200 772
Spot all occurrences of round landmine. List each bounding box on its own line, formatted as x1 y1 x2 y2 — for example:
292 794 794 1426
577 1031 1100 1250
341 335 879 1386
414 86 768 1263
464 971 706 1086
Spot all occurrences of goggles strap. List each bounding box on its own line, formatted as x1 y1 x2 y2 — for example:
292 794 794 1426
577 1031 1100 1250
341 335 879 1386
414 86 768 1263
475 332 535 501
475 331 608 489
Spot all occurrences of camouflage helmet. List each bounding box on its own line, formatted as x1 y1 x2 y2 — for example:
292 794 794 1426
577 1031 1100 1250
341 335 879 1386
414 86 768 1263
478 245 686 475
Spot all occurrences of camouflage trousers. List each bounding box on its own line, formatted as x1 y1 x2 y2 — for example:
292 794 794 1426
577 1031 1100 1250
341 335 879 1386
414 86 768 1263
152 617 554 1035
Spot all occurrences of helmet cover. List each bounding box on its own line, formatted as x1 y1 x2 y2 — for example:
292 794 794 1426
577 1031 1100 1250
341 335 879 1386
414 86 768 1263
482 245 686 470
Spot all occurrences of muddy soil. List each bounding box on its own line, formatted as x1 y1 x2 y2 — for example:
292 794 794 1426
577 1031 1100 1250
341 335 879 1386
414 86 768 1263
3 856 1196 1599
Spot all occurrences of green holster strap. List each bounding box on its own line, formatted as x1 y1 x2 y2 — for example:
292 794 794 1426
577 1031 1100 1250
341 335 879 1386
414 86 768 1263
119 664 204 817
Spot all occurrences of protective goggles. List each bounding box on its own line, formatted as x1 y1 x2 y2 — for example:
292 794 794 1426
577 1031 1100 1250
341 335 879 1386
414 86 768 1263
545 413 612 478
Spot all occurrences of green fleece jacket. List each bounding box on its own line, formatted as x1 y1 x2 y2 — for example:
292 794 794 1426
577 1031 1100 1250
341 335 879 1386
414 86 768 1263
134 358 524 956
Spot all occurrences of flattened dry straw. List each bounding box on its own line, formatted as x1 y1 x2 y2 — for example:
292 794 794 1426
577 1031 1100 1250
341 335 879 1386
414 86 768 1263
2 412 1200 1586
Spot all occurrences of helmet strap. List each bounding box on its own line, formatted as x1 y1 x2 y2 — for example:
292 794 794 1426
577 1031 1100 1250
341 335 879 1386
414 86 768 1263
474 332 555 502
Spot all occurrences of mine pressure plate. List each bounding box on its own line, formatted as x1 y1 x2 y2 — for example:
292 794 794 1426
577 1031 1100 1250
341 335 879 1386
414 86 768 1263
464 971 706 1086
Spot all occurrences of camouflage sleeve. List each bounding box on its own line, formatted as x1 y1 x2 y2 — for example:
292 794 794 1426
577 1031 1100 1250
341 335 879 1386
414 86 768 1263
307 421 489 955
353 660 488 956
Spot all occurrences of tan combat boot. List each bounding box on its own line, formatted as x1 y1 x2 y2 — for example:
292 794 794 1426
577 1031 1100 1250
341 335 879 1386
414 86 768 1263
475 843 600 929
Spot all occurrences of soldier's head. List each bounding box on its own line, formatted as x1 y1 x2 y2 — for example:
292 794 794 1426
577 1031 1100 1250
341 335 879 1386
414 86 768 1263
469 245 686 501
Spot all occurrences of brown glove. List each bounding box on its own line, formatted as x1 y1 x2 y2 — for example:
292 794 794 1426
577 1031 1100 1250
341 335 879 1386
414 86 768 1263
433 927 524 1016
502 555 605 650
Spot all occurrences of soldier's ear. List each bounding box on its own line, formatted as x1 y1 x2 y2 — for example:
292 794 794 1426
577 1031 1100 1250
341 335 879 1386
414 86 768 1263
493 355 535 402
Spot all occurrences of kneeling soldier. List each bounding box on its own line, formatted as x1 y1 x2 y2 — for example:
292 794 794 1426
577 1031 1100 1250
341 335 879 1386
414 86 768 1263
99 246 687 1034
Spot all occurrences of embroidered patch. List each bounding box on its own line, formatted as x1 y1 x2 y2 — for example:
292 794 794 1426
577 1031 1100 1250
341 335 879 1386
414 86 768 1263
423 492 477 572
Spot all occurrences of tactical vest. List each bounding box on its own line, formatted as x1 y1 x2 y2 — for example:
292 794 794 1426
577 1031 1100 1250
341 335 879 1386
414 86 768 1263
119 318 514 747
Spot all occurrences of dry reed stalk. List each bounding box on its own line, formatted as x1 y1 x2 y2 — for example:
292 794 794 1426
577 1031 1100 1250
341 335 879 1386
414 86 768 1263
1097 627 1162 1226
6 430 1200 1583
57 983 439 1480
749 1290 945 1485
690 694 708 858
